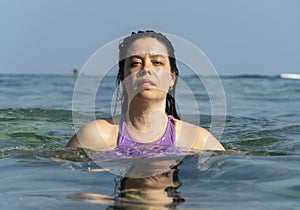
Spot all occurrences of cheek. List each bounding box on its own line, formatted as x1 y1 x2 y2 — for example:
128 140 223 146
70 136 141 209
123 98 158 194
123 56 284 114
123 67 131 78
122 71 138 91
156 70 173 92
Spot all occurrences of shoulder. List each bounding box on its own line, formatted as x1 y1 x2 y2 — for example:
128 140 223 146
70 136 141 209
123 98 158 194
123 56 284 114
174 119 225 151
66 116 120 150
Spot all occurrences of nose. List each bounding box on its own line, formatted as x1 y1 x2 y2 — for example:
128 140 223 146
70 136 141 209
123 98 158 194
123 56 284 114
140 59 152 75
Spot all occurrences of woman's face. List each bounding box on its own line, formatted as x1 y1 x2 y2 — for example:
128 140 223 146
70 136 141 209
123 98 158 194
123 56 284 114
123 38 175 102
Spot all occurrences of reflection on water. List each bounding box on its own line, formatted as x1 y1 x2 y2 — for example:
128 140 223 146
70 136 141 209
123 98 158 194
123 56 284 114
70 159 185 209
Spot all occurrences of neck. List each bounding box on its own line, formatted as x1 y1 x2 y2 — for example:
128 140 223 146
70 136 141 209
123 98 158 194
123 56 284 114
126 97 167 132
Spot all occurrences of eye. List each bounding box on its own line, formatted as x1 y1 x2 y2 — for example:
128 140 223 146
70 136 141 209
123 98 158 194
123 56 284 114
129 61 142 67
153 61 164 66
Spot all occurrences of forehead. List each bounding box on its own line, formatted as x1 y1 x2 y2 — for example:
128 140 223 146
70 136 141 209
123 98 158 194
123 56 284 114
125 38 169 58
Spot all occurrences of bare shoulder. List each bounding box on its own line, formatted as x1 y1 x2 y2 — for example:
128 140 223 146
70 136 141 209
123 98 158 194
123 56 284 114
66 116 120 151
175 119 225 151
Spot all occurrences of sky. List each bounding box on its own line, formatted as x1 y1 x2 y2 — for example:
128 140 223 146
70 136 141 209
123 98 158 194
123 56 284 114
0 0 299 76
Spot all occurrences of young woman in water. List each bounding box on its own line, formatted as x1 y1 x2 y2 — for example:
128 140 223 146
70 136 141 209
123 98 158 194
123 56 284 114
67 30 224 151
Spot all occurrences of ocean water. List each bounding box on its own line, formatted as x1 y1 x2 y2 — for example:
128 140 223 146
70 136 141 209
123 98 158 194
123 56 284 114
0 74 300 210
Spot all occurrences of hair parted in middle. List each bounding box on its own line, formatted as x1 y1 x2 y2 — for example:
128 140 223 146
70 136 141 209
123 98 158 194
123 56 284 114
116 30 180 119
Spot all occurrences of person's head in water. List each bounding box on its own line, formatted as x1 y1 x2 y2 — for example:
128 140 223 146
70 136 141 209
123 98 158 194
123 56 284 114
73 68 78 77
116 30 180 119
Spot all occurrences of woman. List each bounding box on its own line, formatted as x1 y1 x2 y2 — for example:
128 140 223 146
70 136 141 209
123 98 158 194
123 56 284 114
67 30 224 151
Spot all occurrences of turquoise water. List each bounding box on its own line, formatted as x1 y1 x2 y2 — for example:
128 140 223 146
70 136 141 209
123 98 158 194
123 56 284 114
0 74 300 209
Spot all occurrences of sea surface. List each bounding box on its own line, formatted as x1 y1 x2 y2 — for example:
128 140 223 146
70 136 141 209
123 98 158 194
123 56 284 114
0 74 299 210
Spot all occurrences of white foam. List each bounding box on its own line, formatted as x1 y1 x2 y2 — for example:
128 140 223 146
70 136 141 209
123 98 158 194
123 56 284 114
280 73 300 79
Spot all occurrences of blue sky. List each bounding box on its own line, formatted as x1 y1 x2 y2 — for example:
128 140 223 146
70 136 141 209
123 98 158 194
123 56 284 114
0 0 299 75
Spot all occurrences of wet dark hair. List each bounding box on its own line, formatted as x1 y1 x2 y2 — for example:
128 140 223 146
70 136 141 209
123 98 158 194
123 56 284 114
116 30 180 119
117 164 185 207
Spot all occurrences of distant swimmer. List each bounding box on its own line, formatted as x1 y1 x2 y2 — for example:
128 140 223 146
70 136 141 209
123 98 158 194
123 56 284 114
73 68 78 77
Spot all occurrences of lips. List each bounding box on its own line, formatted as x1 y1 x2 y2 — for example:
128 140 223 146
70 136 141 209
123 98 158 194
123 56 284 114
136 78 156 87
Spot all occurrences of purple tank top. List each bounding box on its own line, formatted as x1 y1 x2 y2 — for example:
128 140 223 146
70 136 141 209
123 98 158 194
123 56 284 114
117 115 176 148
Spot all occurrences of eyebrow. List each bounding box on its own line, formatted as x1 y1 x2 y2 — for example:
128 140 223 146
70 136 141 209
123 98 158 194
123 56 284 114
127 54 168 60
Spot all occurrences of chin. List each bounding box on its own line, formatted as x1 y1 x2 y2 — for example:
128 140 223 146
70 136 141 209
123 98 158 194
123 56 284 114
134 89 166 100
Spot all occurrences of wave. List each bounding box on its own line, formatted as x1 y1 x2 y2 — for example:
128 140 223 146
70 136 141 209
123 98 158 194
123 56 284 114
184 74 282 79
220 74 280 79
1 108 299 158
221 73 300 79
280 73 300 80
